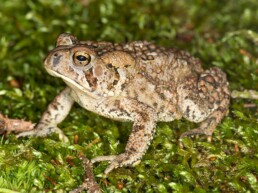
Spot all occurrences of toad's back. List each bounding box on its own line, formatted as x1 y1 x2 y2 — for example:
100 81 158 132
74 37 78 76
82 40 204 85
79 40 204 120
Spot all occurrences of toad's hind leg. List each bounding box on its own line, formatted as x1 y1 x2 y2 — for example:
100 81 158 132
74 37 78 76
178 67 230 141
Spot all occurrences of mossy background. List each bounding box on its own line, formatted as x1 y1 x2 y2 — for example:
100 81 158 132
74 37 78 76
0 0 257 192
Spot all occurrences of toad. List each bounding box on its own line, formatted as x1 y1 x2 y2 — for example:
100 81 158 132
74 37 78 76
18 33 230 174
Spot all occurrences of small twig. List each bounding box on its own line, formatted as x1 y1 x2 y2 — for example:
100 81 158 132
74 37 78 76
243 103 257 108
231 90 258 100
66 156 76 167
70 154 101 193
0 113 35 134
43 174 57 186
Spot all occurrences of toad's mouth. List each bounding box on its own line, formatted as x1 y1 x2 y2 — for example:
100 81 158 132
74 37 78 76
45 68 98 99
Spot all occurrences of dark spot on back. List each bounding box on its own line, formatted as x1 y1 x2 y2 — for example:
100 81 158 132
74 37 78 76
113 80 118 86
186 106 190 116
107 63 113 68
153 102 158 108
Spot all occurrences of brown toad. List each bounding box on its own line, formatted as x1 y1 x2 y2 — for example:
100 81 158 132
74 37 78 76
18 33 230 174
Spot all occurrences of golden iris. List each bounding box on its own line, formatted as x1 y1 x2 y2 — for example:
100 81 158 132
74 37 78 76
73 51 91 66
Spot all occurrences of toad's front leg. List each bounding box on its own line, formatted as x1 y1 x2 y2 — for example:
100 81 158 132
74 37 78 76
92 98 157 175
17 87 74 141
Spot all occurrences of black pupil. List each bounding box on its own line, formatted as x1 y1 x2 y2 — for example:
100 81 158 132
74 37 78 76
76 55 87 61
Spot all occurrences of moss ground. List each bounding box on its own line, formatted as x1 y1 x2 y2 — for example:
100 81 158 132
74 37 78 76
0 0 257 192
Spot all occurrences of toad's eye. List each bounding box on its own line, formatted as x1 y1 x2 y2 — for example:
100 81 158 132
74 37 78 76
73 51 91 66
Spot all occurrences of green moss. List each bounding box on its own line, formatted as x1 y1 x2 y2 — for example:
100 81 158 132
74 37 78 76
0 0 257 192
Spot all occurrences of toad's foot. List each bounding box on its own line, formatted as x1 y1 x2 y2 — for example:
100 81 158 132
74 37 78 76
17 123 68 142
179 128 213 141
179 112 221 148
179 106 229 148
91 153 140 175
179 128 213 148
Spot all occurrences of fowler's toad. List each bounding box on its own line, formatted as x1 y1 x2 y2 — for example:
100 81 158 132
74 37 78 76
18 33 230 174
